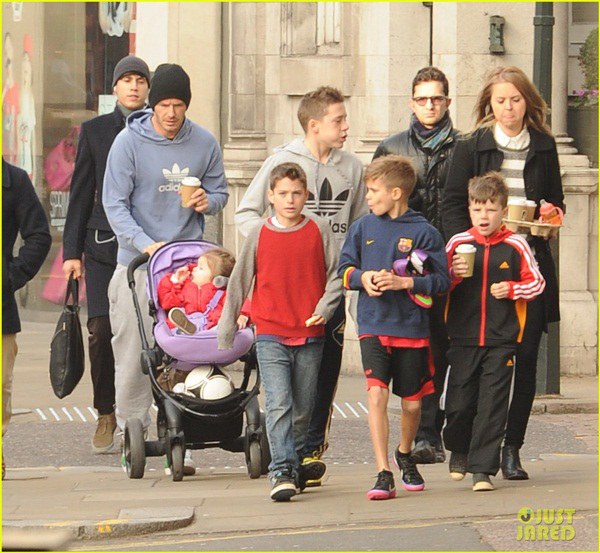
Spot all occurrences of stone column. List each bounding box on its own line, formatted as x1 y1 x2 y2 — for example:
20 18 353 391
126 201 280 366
557 150 598 374
221 2 268 256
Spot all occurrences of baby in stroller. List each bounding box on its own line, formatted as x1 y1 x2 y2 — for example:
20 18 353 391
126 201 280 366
122 240 268 482
157 247 250 335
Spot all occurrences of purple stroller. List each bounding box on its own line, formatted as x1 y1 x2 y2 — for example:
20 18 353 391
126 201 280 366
124 240 269 481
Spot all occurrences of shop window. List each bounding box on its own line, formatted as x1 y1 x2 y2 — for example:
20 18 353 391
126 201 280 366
2 2 131 312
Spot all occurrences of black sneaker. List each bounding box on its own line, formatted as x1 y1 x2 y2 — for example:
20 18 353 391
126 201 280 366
473 473 495 492
168 308 196 335
434 442 446 463
298 458 326 491
410 440 436 464
270 472 297 502
449 452 468 481
367 469 397 500
394 448 425 491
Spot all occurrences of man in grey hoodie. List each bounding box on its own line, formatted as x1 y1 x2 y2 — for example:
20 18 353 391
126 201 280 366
235 87 367 485
103 64 228 472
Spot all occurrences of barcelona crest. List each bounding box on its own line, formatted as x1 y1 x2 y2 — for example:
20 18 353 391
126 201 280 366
397 237 413 253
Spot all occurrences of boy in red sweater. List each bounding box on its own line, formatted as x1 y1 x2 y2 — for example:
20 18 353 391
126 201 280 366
218 162 342 502
157 248 248 334
443 172 545 492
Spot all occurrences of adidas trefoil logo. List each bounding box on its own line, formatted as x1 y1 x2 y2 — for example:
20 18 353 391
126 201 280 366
306 178 350 218
159 163 190 192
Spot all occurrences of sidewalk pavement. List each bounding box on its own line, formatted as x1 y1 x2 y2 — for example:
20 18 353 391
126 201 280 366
2 320 598 546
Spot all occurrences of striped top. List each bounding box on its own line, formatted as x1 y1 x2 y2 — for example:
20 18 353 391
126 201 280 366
494 124 530 197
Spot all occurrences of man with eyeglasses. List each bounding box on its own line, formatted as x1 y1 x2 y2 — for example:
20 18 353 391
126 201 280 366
373 66 459 466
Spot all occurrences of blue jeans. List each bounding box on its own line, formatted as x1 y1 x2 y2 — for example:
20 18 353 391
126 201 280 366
256 340 324 479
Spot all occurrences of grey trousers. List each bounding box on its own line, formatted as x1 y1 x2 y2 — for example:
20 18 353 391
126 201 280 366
108 264 154 431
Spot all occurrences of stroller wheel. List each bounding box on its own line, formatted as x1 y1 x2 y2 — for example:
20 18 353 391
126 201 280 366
170 442 184 482
124 418 146 479
247 441 262 479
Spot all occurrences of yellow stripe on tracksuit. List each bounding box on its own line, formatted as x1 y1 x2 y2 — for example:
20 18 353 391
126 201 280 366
342 267 355 289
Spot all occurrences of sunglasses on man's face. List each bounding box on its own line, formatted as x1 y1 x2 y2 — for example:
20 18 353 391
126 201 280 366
412 96 447 106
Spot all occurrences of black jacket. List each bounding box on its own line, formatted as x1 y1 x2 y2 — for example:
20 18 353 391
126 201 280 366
373 126 459 232
2 160 52 334
443 126 565 324
446 227 546 347
62 106 126 260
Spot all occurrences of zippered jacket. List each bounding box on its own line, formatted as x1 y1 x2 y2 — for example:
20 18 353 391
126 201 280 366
373 126 459 233
445 226 545 347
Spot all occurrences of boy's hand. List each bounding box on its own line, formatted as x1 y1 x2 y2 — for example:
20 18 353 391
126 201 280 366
451 254 469 278
490 281 510 299
361 270 382 296
372 269 414 291
174 266 190 283
305 314 326 327
236 314 249 329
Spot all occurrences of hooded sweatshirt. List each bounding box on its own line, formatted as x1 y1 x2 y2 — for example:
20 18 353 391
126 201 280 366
234 138 367 249
103 109 228 265
339 209 450 338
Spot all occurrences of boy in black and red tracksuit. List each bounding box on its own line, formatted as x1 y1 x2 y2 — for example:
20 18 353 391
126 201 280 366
442 172 545 492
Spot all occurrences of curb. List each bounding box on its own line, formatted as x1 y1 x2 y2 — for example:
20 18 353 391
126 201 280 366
390 401 598 417
2 507 195 540
532 401 598 415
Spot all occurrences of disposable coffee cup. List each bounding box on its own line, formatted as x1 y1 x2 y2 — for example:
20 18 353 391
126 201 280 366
507 197 527 221
525 200 537 222
455 244 477 278
180 177 201 207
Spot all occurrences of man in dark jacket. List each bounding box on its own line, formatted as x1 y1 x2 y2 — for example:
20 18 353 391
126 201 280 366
62 55 150 453
2 159 52 478
373 66 459 464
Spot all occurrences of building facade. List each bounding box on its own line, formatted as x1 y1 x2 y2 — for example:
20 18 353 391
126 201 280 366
2 1 597 375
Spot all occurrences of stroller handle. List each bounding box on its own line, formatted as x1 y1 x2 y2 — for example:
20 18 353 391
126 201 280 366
127 252 150 287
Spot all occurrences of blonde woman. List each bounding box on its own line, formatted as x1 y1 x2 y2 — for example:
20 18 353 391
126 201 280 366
442 66 564 482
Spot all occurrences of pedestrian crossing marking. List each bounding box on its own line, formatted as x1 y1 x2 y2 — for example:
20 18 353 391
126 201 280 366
28 402 369 423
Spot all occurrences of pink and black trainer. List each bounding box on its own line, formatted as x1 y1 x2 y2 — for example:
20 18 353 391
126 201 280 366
367 469 397 500
394 447 425 491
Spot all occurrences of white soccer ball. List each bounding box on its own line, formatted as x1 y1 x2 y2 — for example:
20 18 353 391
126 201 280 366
199 374 235 400
184 365 214 397
172 383 186 394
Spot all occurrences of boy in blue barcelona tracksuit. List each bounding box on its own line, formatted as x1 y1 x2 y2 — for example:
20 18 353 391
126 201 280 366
339 155 450 500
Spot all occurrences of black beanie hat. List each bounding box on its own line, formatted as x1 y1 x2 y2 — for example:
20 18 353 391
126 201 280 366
148 64 192 109
112 55 151 87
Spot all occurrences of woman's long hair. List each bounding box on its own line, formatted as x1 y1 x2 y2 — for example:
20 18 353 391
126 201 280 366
473 66 552 136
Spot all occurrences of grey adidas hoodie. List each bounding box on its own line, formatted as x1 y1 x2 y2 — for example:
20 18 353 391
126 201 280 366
103 109 228 265
234 138 367 249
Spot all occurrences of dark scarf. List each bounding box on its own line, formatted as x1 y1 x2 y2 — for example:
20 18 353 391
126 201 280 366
410 111 454 153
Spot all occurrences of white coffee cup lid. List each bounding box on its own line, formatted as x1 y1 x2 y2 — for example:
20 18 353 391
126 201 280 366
508 197 527 205
456 244 476 253
525 200 536 206
181 176 201 187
